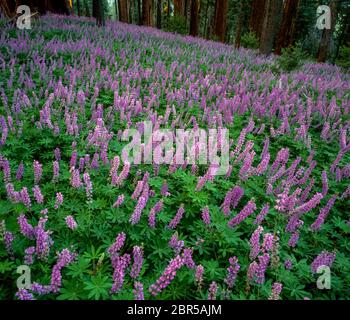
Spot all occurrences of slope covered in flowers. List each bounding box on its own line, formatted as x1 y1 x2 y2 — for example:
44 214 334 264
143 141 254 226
0 14 349 300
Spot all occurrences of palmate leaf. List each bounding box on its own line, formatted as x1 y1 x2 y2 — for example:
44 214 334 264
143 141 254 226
58 279 87 300
83 274 112 300
66 257 91 278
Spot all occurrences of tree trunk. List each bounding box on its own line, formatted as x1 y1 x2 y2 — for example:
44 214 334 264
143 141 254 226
167 0 171 18
138 0 142 25
214 0 228 42
119 0 128 23
114 0 118 19
174 0 184 16
259 0 283 55
234 1 245 48
142 0 152 26
157 0 162 29
203 0 209 39
274 0 300 55
129 0 134 24
190 0 200 37
317 0 337 63
93 0 105 26
76 0 81 16
249 0 267 42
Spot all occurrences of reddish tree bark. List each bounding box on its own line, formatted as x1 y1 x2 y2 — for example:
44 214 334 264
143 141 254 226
214 0 228 42
259 0 283 55
249 0 268 41
118 0 128 23
142 0 152 26
317 0 337 63
234 1 246 48
190 0 200 37
174 0 184 16
275 0 301 55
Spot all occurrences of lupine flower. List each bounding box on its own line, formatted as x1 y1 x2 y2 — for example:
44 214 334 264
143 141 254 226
310 195 337 231
321 171 328 196
254 204 269 225
70 150 78 168
33 160 43 184
15 289 35 300
208 281 218 300
108 232 126 255
284 259 293 270
225 257 240 289
255 253 270 284
269 282 282 300
130 246 143 279
53 161 59 182
24 246 35 265
33 185 44 204
35 218 53 261
288 232 300 247
113 194 125 208
83 172 93 203
247 261 258 282
148 199 163 228
183 248 196 269
16 162 24 181
161 181 171 196
54 192 63 209
65 215 77 230
228 200 256 228
133 282 144 300
149 255 184 296
70 168 82 188
18 214 35 239
130 193 147 225
116 161 130 186
4 231 14 256
195 265 204 288
54 148 61 161
20 187 31 208
201 206 211 225
291 193 323 216
169 233 184 255
311 251 336 273
168 205 185 229
131 181 144 200
249 226 263 260
262 233 274 252
51 248 76 293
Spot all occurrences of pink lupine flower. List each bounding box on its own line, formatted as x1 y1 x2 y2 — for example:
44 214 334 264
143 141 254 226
208 281 218 300
168 205 185 229
130 246 143 279
149 255 184 296
53 161 59 182
33 160 42 184
195 265 204 288
148 199 163 228
83 172 93 203
255 253 270 284
249 226 263 260
269 282 283 300
65 215 77 230
225 257 240 289
310 195 337 231
24 246 35 265
228 200 256 228
201 206 211 225
254 204 269 225
70 168 82 188
54 192 63 210
16 289 35 300
33 185 44 204
113 194 125 208
311 251 336 274
108 232 126 256
20 187 31 208
133 282 144 300
169 233 184 255
116 161 130 186
183 248 196 269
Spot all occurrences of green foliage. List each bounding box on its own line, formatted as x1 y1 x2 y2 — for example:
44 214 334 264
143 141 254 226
240 32 259 50
164 15 187 35
276 43 308 72
336 45 350 70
